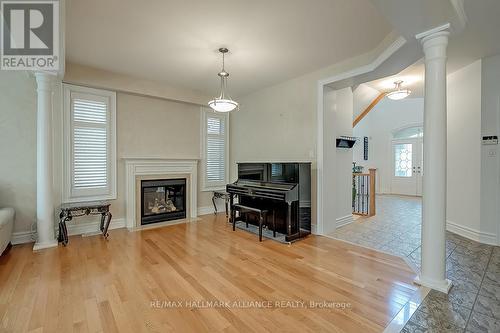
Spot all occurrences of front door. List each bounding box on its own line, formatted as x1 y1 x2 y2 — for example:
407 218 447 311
391 139 423 196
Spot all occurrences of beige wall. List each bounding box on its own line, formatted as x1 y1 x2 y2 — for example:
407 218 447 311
0 71 37 233
230 70 317 169
0 69 215 236
0 72 64 235
64 64 215 217
230 70 319 226
113 92 213 220
64 62 212 105
353 84 380 120
1 33 403 236
480 54 500 243
447 60 482 235
321 87 353 233
229 36 396 229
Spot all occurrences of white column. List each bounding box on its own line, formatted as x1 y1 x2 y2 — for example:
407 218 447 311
33 72 58 251
414 25 452 293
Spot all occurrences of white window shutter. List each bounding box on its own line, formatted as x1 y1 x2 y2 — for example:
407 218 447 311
72 98 108 189
203 110 228 190
63 85 116 202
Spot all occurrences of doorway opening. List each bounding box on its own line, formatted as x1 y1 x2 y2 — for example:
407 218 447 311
328 61 425 269
391 125 423 196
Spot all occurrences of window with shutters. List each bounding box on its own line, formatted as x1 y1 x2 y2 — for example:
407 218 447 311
201 108 229 191
63 84 116 202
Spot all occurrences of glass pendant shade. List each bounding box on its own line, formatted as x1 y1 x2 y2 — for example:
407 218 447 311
208 98 238 112
387 90 411 100
208 48 238 112
387 80 411 100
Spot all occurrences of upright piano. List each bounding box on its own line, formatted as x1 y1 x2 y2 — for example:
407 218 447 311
226 162 311 242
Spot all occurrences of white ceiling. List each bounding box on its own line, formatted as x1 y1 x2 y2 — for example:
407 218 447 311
65 0 392 97
352 0 500 101
447 0 500 71
328 0 500 95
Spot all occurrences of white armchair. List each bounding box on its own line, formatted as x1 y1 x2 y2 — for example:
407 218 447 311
0 208 14 255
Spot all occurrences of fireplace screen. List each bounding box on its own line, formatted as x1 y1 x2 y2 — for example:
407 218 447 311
141 178 186 225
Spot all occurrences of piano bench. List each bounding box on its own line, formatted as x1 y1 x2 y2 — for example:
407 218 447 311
231 204 276 242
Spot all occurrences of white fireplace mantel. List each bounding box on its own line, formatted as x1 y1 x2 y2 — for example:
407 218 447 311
123 158 199 229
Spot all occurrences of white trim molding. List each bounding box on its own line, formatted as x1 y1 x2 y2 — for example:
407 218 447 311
449 0 467 33
62 83 117 203
197 203 226 217
318 36 407 86
316 36 406 235
336 215 354 229
414 276 452 294
12 218 126 245
446 220 498 246
12 231 36 245
67 218 125 237
123 158 198 229
415 23 451 41
316 82 325 235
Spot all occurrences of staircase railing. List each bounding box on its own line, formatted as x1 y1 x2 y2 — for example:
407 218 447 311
352 168 376 217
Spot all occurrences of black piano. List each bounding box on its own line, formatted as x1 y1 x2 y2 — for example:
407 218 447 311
226 162 311 242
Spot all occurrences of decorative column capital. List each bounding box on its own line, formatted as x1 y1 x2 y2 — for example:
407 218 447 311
34 71 56 93
415 23 450 41
416 24 450 61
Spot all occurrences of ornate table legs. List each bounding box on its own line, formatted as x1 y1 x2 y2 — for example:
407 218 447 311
212 192 231 217
101 211 112 239
212 195 218 215
58 211 71 246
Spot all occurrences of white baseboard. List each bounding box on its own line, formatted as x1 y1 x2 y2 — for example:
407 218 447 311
197 203 226 216
11 218 126 245
446 220 498 246
11 231 36 245
336 215 354 229
67 218 125 236
311 224 318 235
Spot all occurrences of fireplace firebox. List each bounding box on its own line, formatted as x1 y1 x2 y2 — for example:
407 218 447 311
141 178 186 225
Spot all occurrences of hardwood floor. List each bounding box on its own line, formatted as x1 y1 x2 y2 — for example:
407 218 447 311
0 214 419 332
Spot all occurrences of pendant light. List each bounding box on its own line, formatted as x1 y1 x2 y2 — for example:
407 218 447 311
208 48 239 112
386 80 411 100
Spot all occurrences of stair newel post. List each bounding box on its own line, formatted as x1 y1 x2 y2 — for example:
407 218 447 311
368 169 376 217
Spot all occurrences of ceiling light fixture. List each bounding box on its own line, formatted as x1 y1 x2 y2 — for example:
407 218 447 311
208 48 238 112
386 80 411 100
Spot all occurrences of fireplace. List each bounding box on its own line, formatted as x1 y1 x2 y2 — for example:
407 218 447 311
141 178 186 225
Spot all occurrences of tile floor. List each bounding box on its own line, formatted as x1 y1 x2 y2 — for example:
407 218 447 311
329 195 423 268
328 195 500 332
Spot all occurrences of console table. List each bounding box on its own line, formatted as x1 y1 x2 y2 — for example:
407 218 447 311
58 201 112 246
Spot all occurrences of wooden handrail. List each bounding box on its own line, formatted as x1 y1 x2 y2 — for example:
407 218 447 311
353 93 386 127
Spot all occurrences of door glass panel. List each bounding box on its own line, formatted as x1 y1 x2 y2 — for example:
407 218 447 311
394 144 413 177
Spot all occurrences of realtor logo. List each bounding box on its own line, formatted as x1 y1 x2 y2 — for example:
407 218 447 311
1 0 59 70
